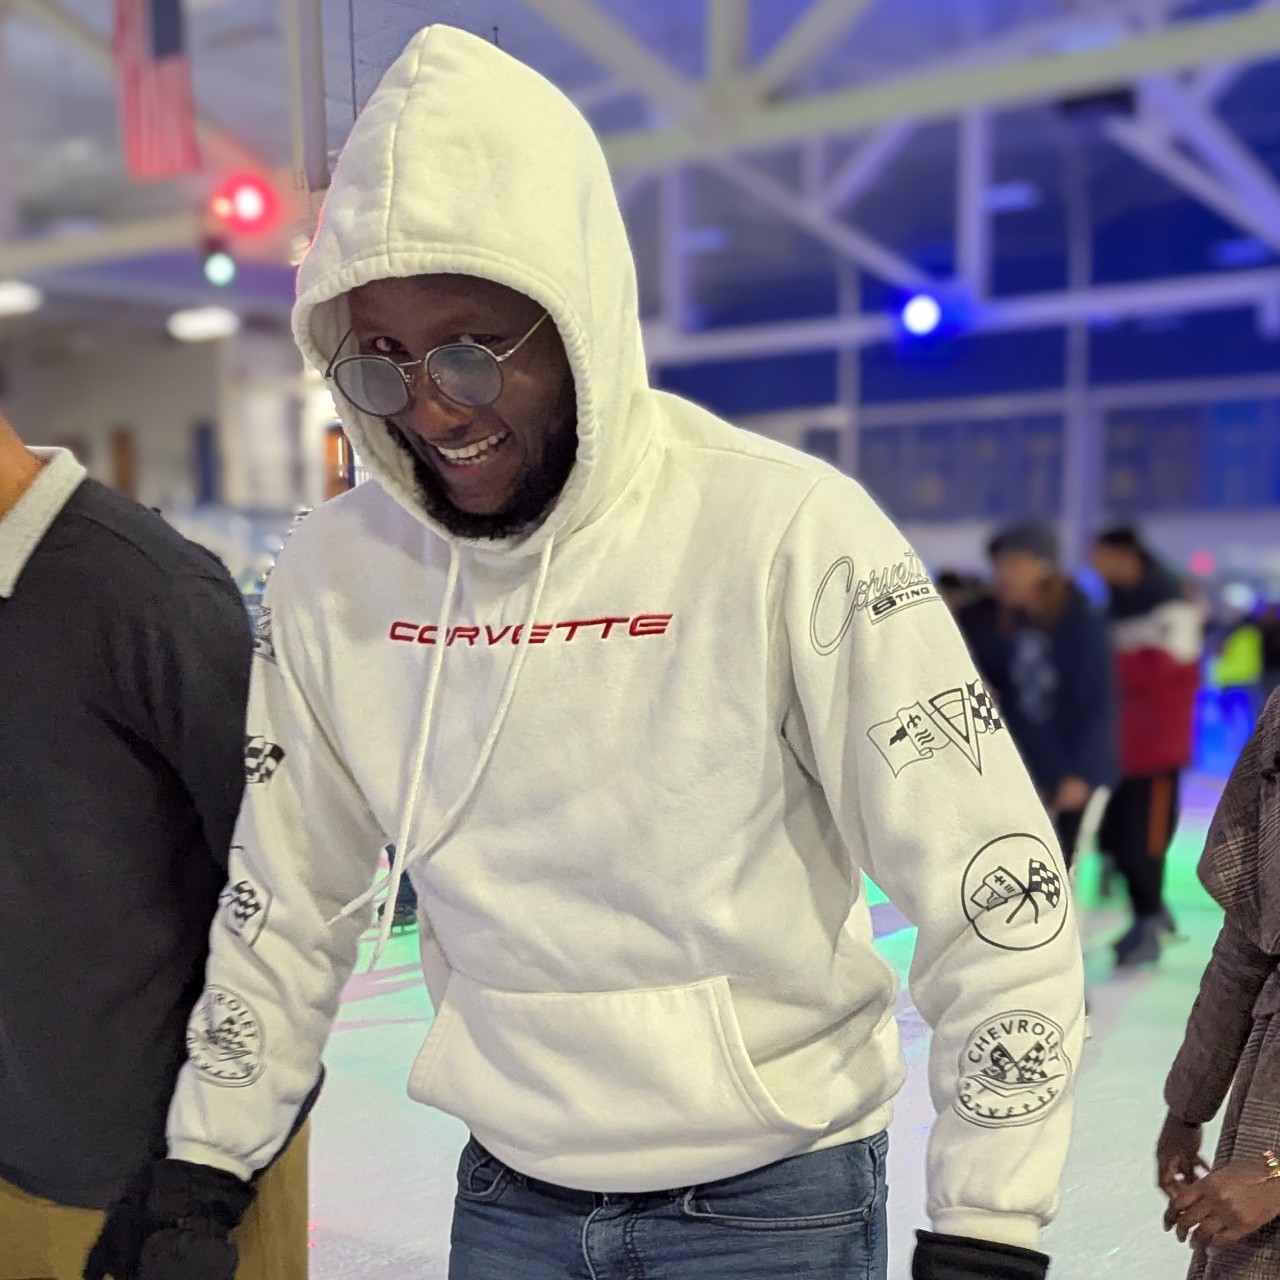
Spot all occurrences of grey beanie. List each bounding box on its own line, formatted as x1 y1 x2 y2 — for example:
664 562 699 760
987 522 1060 566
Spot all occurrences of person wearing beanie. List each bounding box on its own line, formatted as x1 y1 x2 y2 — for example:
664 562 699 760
986 523 1119 865
87 28 1084 1280
1091 526 1203 966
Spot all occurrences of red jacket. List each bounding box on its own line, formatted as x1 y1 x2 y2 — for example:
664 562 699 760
1110 594 1202 777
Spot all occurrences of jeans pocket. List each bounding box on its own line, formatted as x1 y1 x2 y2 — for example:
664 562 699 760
456 1138 513 1205
681 1133 887 1232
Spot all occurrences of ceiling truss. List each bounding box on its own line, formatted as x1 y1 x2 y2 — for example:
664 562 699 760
0 0 1276 359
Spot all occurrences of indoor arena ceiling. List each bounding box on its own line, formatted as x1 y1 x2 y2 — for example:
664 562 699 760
1 0 1278 329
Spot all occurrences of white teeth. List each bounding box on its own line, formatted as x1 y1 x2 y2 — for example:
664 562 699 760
433 431 508 464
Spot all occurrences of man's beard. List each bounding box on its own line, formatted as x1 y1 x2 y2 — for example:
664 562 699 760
385 402 579 542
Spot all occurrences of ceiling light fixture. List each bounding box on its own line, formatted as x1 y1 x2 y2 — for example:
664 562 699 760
0 281 44 317
167 306 241 342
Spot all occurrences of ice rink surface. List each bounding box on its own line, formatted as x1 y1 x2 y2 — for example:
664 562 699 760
308 777 1227 1279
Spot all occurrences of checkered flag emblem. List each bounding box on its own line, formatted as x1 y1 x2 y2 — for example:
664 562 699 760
1015 1040 1051 1082
244 735 285 785
984 1039 1053 1086
1026 859 1062 909
967 681 1003 733
205 1015 253 1064
220 880 263 929
972 858 1062 926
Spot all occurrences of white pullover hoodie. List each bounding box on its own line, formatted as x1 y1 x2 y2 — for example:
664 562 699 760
168 25 1085 1251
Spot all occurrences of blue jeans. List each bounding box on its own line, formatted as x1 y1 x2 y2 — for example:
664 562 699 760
448 1131 889 1279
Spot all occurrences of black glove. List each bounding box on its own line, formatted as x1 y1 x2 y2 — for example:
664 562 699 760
84 1160 254 1280
912 1231 1050 1280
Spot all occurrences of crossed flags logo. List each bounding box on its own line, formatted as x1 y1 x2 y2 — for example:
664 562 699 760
186 986 265 1088
956 1010 1071 1129
244 735 285 786
218 860 271 948
868 681 1004 777
969 859 1062 925
962 834 1067 952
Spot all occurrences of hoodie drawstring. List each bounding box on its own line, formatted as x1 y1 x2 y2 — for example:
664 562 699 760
336 538 557 968
331 545 459 944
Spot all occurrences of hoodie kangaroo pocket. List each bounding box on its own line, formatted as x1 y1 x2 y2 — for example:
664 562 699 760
407 972 828 1193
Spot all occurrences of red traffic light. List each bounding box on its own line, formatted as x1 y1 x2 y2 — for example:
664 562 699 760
209 175 279 235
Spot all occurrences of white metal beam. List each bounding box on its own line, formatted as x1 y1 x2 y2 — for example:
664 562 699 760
0 214 204 276
660 168 691 330
752 0 880 99
801 138 827 201
644 266 1280 364
1186 0 1280 105
709 153 928 287
8 0 267 175
1141 74 1280 240
1105 117 1280 254
520 0 706 126
604 5 1280 167
281 0 329 196
708 0 750 83
956 111 992 298
823 122 914 211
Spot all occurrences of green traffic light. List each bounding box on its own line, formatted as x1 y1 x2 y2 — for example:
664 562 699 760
204 251 237 287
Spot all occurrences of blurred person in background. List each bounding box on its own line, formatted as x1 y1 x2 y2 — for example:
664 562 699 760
937 569 1002 689
1091 528 1203 967
0 413 311 1280
936 569 972 613
1156 689 1280 1280
986 523 1118 867
1211 603 1265 726
88 27 1084 1280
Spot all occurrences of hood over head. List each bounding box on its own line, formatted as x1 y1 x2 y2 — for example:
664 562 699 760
293 25 652 556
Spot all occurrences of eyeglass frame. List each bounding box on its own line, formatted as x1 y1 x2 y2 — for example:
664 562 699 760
324 311 551 414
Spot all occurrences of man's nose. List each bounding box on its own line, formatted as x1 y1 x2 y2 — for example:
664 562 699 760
401 369 474 439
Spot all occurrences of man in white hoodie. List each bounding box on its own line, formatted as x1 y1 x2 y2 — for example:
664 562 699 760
87 26 1084 1280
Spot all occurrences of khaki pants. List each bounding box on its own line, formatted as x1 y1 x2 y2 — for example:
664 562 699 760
0 1125 309 1280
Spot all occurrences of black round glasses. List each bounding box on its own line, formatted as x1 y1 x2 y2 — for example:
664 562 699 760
325 312 550 416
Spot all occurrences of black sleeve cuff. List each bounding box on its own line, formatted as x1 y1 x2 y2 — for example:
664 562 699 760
913 1231 1050 1280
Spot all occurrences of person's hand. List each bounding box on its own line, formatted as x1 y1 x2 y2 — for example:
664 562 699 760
1164 1159 1280 1250
1052 777 1091 813
1157 1113 1210 1198
84 1160 253 1280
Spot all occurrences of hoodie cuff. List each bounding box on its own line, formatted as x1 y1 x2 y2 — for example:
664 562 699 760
166 1141 257 1185
929 1210 1042 1252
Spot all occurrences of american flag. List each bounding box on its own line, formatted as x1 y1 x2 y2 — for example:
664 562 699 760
113 0 201 181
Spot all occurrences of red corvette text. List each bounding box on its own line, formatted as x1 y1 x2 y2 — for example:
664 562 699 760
389 614 675 647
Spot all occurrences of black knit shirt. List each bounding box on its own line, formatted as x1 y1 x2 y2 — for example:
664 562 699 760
0 453 251 1208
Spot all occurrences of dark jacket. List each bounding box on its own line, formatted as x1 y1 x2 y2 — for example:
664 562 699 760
0 479 251 1208
981 580 1119 797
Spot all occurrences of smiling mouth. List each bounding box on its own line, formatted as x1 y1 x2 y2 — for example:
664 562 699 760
431 430 511 469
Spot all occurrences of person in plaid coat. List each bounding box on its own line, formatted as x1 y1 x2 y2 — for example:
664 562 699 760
1158 688 1280 1278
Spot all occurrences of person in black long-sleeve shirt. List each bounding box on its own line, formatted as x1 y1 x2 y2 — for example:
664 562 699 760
0 415 309 1280
985 523 1119 867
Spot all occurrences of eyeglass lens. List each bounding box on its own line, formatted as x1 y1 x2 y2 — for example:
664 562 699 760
334 344 507 416
334 358 411 416
428 345 505 408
